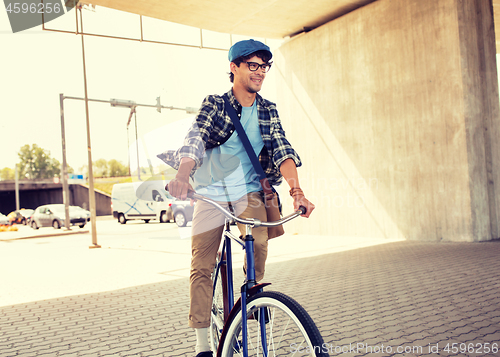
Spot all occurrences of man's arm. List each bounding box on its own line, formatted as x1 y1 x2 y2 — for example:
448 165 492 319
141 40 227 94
167 157 196 201
279 158 315 218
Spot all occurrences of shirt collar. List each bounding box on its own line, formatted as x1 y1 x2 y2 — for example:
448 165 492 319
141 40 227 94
227 89 262 111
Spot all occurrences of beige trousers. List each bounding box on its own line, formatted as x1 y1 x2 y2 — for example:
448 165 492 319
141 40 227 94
188 191 268 328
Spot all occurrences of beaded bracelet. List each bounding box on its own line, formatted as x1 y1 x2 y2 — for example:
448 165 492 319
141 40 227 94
289 187 304 197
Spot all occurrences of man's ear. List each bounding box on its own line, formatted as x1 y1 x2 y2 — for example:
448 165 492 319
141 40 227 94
230 62 238 74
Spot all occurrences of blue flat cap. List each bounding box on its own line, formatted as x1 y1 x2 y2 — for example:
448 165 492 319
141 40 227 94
228 39 272 62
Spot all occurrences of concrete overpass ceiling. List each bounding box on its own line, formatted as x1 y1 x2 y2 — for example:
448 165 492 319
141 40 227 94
83 0 378 39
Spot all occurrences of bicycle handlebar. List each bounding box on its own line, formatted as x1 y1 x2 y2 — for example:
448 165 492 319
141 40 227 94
191 191 306 227
166 185 305 228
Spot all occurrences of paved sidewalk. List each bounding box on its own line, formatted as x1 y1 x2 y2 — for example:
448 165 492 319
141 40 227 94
1 239 500 356
0 216 114 242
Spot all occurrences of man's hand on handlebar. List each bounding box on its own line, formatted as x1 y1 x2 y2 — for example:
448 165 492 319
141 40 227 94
288 187 315 218
166 175 194 201
166 157 196 202
293 195 315 218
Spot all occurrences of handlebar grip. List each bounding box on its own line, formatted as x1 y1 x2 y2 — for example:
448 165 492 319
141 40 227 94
298 205 307 215
165 184 196 200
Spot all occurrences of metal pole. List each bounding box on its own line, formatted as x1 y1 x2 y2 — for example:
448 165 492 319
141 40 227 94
127 125 131 176
79 7 100 248
42 26 229 52
14 164 19 211
60 94 71 230
64 95 196 112
134 109 141 181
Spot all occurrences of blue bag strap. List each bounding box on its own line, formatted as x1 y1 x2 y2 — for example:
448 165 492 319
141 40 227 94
223 94 274 195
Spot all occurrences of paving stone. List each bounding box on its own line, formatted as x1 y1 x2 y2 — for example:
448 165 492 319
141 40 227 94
2 241 500 355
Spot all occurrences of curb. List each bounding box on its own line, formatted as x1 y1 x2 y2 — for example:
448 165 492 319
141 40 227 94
0 216 112 242
0 229 90 242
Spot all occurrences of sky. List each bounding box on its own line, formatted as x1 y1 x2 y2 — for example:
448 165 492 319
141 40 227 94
0 4 282 175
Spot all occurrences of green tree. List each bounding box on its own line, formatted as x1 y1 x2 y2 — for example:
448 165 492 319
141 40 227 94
81 159 130 178
93 158 108 178
108 159 129 177
0 167 15 181
17 144 61 180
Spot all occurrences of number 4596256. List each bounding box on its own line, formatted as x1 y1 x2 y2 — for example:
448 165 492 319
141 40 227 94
6 2 62 14
444 343 498 354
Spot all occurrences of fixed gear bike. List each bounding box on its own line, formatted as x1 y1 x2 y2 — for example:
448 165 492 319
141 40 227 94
187 192 329 357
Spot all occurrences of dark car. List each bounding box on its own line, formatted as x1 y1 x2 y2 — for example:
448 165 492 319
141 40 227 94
31 204 90 229
8 209 35 225
171 199 195 227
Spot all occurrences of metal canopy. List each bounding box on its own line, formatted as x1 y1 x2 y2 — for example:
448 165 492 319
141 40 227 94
81 0 378 39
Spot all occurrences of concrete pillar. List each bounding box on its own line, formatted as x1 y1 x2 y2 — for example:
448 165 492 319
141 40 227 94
276 0 500 241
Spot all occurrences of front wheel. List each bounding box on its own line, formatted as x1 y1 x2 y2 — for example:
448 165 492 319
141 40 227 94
118 214 127 224
174 211 186 227
160 211 169 223
220 291 328 357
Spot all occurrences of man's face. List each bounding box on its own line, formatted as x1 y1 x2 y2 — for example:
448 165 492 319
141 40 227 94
232 55 267 94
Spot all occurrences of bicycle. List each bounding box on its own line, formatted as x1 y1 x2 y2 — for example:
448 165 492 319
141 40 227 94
186 191 329 357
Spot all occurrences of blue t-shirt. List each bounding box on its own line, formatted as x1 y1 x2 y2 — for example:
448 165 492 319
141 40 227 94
193 100 264 201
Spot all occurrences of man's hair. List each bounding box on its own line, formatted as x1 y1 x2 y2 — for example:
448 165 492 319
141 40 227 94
229 50 273 83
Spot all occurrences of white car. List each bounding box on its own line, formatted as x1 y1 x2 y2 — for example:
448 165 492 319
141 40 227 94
31 204 90 229
0 212 9 225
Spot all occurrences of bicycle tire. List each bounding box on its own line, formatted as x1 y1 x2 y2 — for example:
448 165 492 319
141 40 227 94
210 253 228 352
220 291 329 357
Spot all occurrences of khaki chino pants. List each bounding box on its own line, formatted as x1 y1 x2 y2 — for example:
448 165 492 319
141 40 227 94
188 191 268 328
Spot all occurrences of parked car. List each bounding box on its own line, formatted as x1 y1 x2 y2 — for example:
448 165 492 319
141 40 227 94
171 199 195 227
70 206 91 220
8 209 34 225
31 204 90 230
0 212 9 225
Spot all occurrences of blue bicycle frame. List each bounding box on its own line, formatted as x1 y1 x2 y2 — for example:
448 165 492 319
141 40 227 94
213 219 270 357
192 191 305 357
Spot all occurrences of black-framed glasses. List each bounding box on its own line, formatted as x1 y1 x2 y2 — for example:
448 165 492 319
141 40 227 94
243 61 273 73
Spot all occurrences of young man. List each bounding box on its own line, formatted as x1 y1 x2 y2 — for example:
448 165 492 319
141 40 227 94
158 39 315 357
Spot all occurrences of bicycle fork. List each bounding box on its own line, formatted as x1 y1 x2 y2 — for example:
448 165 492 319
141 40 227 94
218 223 270 357
241 225 269 357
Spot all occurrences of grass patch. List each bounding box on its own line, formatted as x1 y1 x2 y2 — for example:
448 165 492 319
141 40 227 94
93 176 133 195
90 170 176 196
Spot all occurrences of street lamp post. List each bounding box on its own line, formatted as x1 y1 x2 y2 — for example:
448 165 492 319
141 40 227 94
79 6 100 249
59 93 71 230
59 94 196 248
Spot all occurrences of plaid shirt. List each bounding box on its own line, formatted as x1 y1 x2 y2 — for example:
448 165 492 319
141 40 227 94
157 89 301 186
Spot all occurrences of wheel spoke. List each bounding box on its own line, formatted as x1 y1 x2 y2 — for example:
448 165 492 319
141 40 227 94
220 292 326 357
268 308 277 355
274 311 291 352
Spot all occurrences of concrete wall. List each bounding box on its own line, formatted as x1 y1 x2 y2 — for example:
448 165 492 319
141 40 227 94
0 182 111 216
70 184 112 216
275 0 500 241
